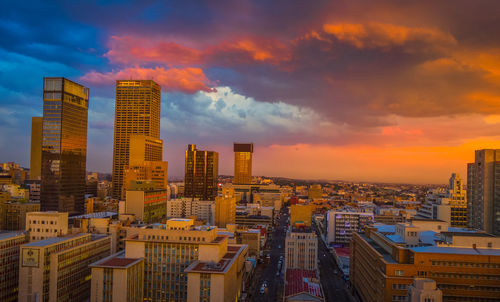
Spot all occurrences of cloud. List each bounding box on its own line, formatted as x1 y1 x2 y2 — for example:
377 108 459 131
80 67 215 93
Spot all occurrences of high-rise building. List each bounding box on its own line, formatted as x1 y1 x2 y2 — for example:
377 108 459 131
90 251 144 302
233 143 253 184
112 80 161 199
325 211 374 245
19 233 111 302
40 77 89 215
184 144 219 200
467 149 500 235
30 117 43 180
0 231 26 302
215 186 236 228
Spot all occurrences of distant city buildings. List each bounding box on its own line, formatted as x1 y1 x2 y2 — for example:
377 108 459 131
112 80 161 199
325 210 374 245
467 149 500 235
233 143 253 184
184 144 219 201
166 197 215 224
40 77 89 215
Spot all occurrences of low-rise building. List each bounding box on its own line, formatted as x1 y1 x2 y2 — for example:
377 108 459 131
126 188 167 223
285 227 318 270
18 233 111 302
406 278 442 302
284 269 324 301
325 210 374 246
167 198 215 224
90 251 144 302
26 211 68 242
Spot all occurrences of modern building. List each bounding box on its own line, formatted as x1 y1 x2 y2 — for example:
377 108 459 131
290 204 313 227
233 143 253 184
1 201 40 230
124 218 248 302
285 227 318 270
90 251 144 302
40 77 89 215
416 174 467 228
123 160 168 199
167 198 215 224
125 188 167 223
112 80 161 199
30 117 43 180
467 149 500 235
406 278 442 302
184 144 219 200
215 186 236 228
18 233 111 302
325 210 374 245
350 223 500 302
0 231 27 302
26 211 68 242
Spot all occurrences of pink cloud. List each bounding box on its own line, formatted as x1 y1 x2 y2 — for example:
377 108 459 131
80 67 214 94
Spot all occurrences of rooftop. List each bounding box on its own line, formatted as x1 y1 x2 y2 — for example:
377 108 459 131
184 244 247 274
70 211 117 219
0 231 25 241
90 251 143 269
285 269 323 299
23 234 87 247
411 246 500 256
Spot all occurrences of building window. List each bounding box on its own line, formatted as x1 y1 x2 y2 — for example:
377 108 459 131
395 270 404 276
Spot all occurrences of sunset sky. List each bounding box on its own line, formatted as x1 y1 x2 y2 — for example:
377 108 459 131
1 0 500 184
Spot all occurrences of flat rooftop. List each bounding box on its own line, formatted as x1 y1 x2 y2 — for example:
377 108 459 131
185 244 246 274
22 234 87 247
411 246 500 256
360 233 397 264
90 251 143 269
0 231 25 241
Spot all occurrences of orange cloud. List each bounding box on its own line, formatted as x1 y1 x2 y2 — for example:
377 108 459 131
80 67 214 93
206 38 291 65
323 22 456 51
105 36 202 66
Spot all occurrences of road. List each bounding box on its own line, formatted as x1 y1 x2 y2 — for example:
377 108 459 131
314 223 353 302
249 207 288 302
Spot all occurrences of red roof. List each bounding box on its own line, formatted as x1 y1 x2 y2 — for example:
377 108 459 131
100 258 139 267
285 269 323 298
334 247 350 257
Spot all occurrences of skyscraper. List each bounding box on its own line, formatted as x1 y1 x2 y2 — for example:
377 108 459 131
29 117 43 180
233 143 253 184
40 77 89 215
467 149 500 235
185 144 219 200
112 80 161 199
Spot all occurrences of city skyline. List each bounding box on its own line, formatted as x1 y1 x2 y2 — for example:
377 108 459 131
1 1 500 183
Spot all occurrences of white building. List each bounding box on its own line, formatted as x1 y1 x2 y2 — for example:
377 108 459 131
167 198 215 225
325 210 374 245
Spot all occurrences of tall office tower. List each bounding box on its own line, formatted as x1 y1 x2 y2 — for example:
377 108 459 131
184 144 219 200
448 173 468 227
233 143 253 184
215 186 236 228
467 149 500 235
112 80 161 199
40 78 89 215
30 117 43 180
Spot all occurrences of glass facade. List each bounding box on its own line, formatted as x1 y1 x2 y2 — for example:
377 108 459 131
41 77 89 215
112 80 161 199
185 145 219 200
233 143 253 184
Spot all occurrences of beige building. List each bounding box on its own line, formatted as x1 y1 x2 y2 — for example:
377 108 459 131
112 80 161 199
0 231 27 302
126 189 167 223
233 143 253 184
285 229 318 270
215 186 236 228
18 233 111 302
26 211 68 242
29 117 43 180
124 218 248 302
406 278 442 302
308 184 323 200
167 198 215 224
90 251 144 302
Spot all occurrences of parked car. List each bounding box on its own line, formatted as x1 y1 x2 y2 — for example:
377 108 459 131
260 286 266 294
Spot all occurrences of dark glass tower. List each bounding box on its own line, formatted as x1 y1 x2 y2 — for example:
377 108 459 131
184 144 219 200
40 77 89 215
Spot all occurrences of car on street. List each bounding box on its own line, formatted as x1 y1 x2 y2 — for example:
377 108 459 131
260 286 266 294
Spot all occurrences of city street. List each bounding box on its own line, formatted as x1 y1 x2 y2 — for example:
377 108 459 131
249 207 288 302
314 223 353 302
